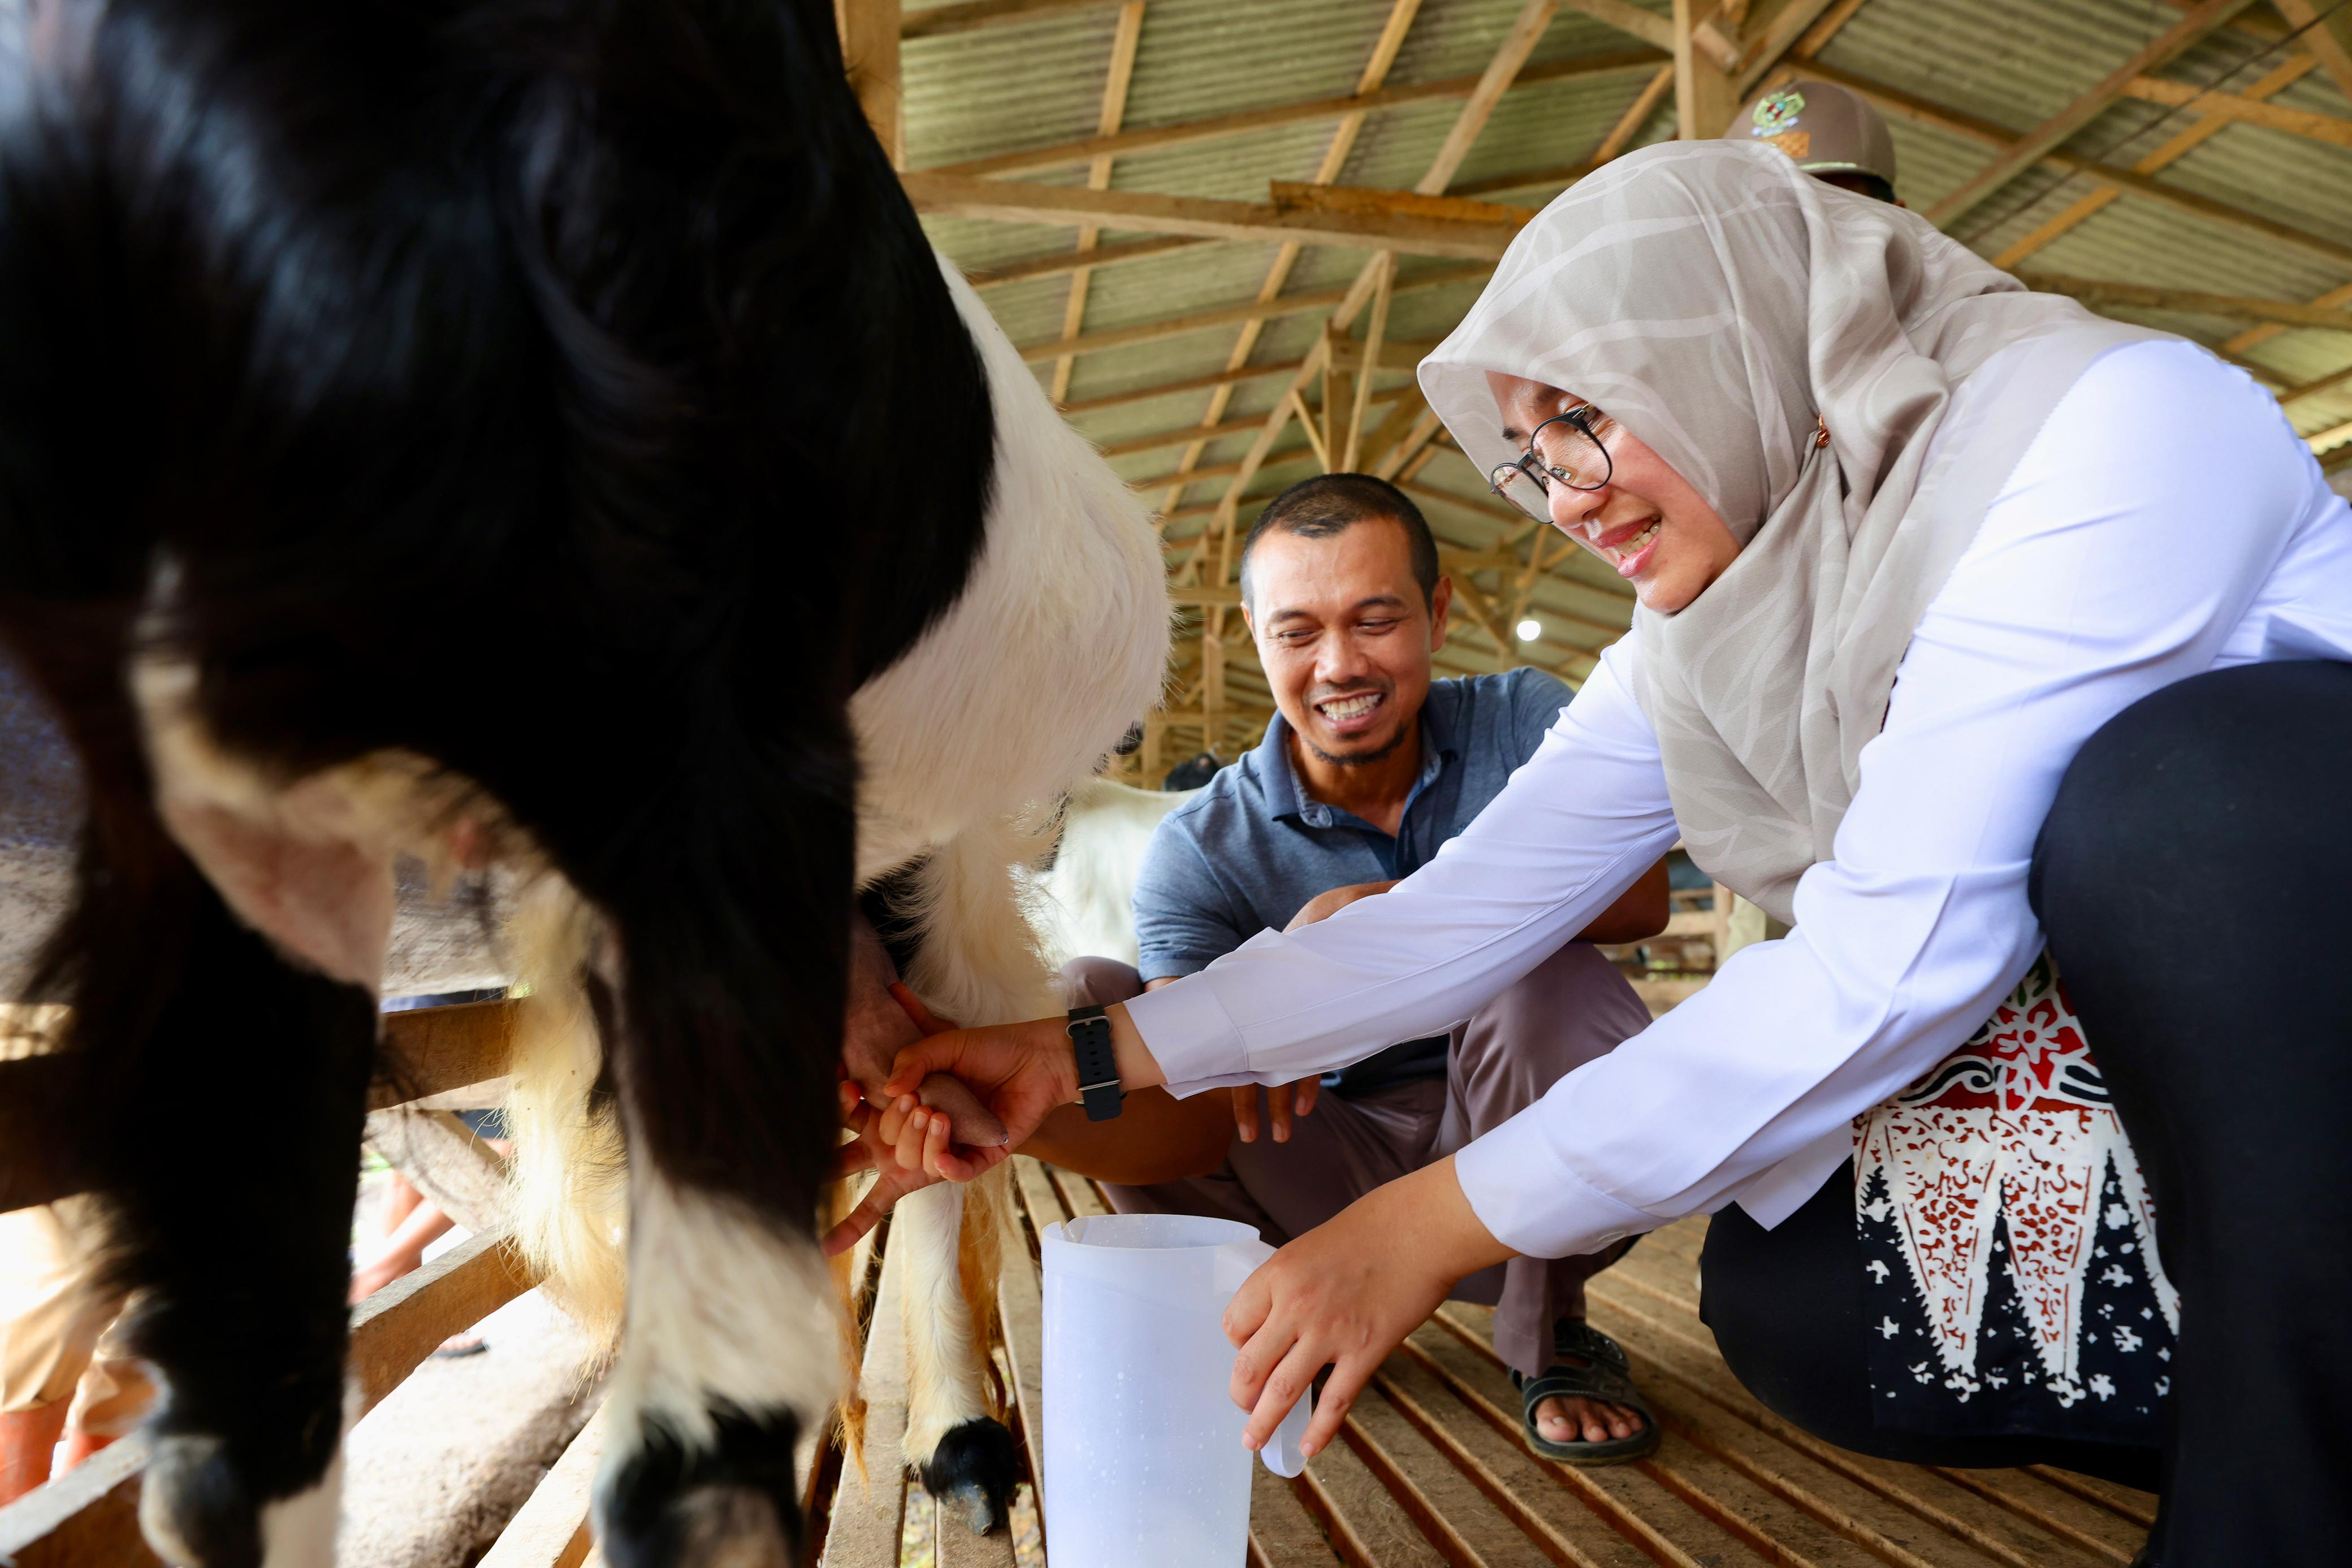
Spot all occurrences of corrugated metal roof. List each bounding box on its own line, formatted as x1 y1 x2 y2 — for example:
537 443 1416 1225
901 0 2352 731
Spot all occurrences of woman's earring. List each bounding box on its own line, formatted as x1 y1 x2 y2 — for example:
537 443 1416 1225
1814 416 1831 450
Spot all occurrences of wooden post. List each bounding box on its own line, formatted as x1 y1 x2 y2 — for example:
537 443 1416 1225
1201 622 1226 761
1320 321 1353 473
1674 0 1742 138
838 0 903 168
1343 253 1394 471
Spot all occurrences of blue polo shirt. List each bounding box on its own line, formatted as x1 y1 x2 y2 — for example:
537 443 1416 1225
1132 667 1575 1095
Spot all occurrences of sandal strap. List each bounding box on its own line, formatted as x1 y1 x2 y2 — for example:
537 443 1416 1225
1519 1356 1647 1414
1553 1319 1631 1376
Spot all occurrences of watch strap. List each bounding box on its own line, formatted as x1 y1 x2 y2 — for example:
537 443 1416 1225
1065 1004 1123 1121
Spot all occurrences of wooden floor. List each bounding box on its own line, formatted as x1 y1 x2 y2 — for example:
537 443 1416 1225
818 1157 2156 1568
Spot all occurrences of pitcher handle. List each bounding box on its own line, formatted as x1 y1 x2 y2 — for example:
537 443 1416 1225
1227 1238 1315 1477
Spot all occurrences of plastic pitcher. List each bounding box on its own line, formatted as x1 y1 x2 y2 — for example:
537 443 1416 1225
1040 1214 1313 1567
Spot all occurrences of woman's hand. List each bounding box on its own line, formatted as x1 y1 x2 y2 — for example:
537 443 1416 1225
1222 1158 1513 1458
824 986 1008 1254
878 1015 1082 1176
880 1000 1168 1176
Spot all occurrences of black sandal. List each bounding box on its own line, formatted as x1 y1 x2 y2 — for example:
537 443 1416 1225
1511 1320 1660 1465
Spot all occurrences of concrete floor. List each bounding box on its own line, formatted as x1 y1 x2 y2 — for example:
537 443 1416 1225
347 1171 602 1568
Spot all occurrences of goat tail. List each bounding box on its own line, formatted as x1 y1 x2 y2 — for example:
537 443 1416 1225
502 873 629 1353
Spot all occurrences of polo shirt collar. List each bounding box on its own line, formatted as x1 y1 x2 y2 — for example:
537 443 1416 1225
1257 689 1458 831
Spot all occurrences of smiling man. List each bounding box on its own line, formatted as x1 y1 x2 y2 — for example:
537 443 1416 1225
1039 473 1673 1462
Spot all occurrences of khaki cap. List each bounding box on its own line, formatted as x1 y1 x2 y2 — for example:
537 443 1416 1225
1732 79 1897 188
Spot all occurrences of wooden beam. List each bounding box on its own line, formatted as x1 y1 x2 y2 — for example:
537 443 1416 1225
1097 411 1308 460
1269 181 1536 226
2015 272 2352 332
1357 382 1433 474
1790 0 1874 59
1992 54 2319 270
363 1107 510 1235
1197 0 1544 585
2305 415 2352 453
1058 359 1299 415
1421 0 1562 195
1156 0 1430 529
1793 60 2352 271
2282 359 2352 406
1925 0 2259 231
2117 73 2352 148
898 0 1113 38
375 999 520 1110
1674 0 1742 138
838 0 904 169
1049 0 1149 402
1561 0 1675 51
926 50 1662 182
477 1406 606 1568
1733 0 1845 96
903 172 1524 259
967 234 1208 289
1345 255 1395 467
2272 0 2352 104
1022 281 1348 363
1599 61 1679 158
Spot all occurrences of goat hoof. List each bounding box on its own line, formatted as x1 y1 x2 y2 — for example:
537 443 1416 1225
141 1435 261 1568
598 1407 801 1568
140 1431 341 1568
918 1417 1019 1535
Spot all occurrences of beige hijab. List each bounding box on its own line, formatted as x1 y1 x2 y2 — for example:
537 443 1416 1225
1420 140 2168 922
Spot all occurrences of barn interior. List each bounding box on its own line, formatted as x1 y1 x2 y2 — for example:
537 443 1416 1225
5 0 2350 1564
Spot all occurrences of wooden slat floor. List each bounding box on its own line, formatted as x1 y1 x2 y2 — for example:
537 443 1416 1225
818 1159 2158 1567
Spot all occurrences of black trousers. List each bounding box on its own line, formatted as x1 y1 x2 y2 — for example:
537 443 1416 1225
1698 660 2352 1564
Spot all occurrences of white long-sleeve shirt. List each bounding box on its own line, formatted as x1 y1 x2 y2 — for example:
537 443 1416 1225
1126 339 2352 1262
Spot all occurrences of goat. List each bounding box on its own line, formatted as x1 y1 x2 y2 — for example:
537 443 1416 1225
1023 776 1197 972
0 2 1165 1563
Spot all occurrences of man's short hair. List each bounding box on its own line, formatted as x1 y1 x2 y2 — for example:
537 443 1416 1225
1238 474 1440 613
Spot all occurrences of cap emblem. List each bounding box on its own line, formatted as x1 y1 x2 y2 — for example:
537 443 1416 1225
1751 86 1805 135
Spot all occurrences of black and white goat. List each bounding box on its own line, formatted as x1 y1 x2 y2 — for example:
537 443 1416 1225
0 2 1165 1563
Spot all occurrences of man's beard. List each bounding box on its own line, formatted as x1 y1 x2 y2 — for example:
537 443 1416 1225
1303 724 1408 769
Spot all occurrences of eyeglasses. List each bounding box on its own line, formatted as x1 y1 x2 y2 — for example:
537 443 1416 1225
1488 407 1613 520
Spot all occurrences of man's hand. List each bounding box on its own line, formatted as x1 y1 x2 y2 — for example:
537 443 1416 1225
1225 881 1399 1142
1222 1158 1512 1459
1233 1078 1321 1143
1283 879 1398 933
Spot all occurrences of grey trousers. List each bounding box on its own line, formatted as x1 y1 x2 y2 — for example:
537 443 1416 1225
1063 941 1654 1379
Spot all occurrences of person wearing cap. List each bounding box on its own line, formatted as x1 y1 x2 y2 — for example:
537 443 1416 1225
1733 78 1900 204
871 140 2352 1560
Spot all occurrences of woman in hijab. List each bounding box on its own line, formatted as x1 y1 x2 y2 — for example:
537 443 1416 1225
874 139 2352 1560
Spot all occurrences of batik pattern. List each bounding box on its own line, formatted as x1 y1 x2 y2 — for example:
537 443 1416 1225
1854 953 2177 1440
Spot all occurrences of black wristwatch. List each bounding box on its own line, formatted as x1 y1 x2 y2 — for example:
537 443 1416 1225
1065 1004 1124 1121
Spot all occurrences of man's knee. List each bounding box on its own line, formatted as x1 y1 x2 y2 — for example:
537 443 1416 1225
1058 955 1144 1009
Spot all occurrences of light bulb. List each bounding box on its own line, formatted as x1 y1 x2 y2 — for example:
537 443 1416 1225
1515 618 1542 642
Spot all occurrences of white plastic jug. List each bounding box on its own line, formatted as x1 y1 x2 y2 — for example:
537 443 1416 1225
1040 1213 1313 1567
